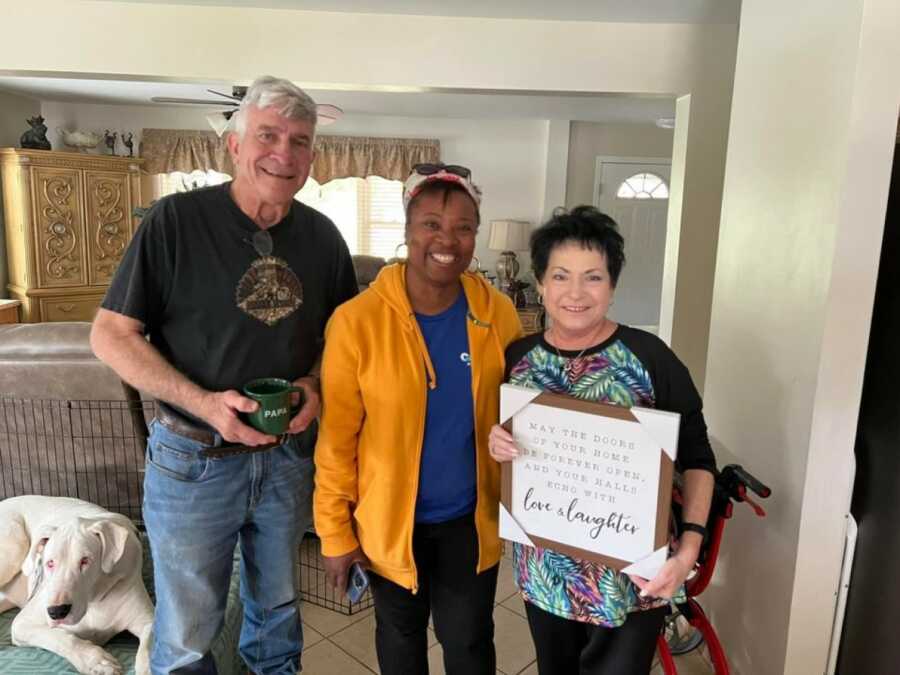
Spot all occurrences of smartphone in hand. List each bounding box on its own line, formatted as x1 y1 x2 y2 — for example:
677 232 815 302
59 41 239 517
346 562 370 604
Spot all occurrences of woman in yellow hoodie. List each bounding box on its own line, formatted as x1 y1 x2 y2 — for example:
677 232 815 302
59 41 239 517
314 163 523 675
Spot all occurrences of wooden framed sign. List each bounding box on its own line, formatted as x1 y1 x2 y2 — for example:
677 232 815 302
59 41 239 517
499 384 680 579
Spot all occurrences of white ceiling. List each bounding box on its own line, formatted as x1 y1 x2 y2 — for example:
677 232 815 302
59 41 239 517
101 0 741 24
0 76 676 124
0 0 729 122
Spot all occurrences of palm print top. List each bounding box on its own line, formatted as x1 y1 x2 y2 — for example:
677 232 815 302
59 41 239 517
505 326 716 627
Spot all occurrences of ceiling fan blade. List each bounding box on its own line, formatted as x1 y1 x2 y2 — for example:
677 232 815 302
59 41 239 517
207 88 242 102
151 94 341 127
151 96 236 105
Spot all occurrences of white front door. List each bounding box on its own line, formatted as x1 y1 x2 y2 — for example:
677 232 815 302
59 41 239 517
593 157 671 334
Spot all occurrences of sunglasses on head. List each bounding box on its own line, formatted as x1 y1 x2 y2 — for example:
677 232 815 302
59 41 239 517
412 163 472 180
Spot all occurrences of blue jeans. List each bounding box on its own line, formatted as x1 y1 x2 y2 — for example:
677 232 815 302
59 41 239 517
143 419 314 675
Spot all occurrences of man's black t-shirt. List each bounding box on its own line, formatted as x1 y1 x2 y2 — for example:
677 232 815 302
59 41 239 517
102 182 358 422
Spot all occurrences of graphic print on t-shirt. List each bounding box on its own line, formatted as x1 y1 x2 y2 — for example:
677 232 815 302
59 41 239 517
235 255 303 326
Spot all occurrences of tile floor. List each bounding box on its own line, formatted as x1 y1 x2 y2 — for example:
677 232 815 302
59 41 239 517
297 551 716 675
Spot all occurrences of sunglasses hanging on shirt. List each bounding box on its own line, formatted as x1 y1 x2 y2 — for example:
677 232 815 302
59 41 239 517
244 229 274 258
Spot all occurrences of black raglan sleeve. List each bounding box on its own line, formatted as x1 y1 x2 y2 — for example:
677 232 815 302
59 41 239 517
624 328 717 474
503 334 543 382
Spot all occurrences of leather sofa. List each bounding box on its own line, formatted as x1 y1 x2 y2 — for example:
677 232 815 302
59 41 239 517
351 253 387 290
0 321 133 401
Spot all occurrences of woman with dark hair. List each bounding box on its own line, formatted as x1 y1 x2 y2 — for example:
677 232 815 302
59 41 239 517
489 205 716 674
314 164 523 675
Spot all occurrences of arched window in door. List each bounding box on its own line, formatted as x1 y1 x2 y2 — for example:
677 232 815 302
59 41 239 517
616 172 669 200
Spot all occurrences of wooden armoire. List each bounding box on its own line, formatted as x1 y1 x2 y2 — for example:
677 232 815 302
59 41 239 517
0 148 144 322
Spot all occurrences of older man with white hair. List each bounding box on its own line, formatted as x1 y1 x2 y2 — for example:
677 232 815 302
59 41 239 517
91 76 358 674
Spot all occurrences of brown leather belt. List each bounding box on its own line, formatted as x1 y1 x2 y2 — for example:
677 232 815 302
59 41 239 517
201 442 281 459
156 406 282 458
157 405 216 444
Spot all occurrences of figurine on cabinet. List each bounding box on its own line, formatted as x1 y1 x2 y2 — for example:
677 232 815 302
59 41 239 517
19 116 51 150
103 130 118 155
121 131 134 157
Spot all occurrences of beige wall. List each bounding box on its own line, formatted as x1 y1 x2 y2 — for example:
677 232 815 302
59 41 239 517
0 90 41 298
702 1 900 673
658 95 691 350
0 90 40 147
0 0 737 383
542 120 571 221
565 121 674 208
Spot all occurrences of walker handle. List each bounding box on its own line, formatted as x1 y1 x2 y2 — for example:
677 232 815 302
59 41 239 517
730 465 771 498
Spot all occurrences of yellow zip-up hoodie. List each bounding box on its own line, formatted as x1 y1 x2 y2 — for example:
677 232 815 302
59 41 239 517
314 263 523 591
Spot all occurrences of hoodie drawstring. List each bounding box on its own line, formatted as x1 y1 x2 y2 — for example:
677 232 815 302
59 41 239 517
410 311 438 390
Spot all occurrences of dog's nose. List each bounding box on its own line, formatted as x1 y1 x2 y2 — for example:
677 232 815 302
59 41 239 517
47 604 71 620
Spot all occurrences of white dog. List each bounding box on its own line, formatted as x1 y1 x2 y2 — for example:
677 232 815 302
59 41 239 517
0 496 153 675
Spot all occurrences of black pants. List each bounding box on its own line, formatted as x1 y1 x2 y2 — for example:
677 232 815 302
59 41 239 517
525 601 666 675
368 514 498 675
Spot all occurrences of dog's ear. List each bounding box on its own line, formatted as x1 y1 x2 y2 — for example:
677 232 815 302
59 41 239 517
21 523 57 578
86 519 131 574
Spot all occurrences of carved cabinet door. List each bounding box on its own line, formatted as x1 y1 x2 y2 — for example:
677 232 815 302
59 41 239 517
32 166 87 288
84 170 134 286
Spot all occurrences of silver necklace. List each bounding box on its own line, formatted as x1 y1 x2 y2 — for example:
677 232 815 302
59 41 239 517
548 336 590 379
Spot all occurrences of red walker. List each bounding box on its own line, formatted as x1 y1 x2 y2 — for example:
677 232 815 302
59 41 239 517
656 464 772 674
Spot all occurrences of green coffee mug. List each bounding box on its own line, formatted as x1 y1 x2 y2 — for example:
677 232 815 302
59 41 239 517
242 377 304 435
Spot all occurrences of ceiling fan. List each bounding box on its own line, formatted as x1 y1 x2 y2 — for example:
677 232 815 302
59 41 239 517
152 85 343 136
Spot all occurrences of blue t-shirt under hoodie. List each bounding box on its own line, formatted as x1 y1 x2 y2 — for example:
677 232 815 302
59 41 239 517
414 291 477 524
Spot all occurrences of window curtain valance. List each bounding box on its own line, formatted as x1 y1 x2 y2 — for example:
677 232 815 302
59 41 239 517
311 136 440 183
140 129 440 182
140 129 234 176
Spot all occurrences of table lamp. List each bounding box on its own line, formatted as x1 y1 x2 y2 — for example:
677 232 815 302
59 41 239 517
488 220 531 296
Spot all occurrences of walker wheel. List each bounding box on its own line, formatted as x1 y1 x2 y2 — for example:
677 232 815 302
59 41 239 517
665 612 705 655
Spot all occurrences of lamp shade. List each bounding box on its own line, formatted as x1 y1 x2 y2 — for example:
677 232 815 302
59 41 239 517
316 103 343 126
488 220 531 251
